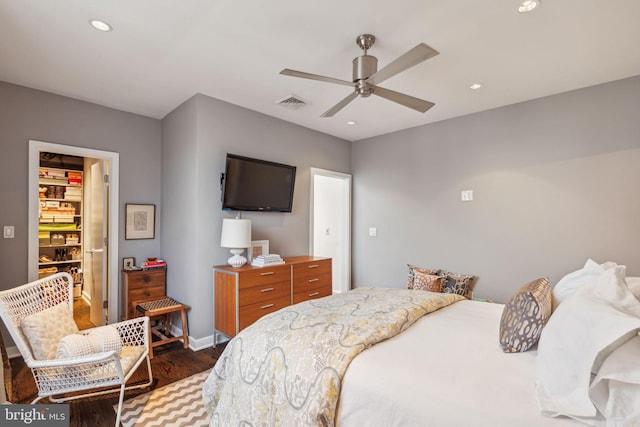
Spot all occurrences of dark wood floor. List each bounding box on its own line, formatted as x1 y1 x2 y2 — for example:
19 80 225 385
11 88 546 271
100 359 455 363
7 298 227 427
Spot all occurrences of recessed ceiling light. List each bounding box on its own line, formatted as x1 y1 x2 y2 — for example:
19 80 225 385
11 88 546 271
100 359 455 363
346 120 357 126
518 0 541 13
470 83 483 90
89 19 112 32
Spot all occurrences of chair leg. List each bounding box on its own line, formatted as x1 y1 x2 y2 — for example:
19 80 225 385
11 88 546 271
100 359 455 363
180 308 189 349
148 322 153 359
114 383 126 427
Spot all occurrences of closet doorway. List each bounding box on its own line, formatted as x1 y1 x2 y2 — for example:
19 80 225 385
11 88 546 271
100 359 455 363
28 140 120 325
310 168 351 293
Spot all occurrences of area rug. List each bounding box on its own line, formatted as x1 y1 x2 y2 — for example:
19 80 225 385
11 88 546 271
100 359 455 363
116 369 211 427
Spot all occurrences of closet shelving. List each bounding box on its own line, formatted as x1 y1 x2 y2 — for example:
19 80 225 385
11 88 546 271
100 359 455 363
38 167 83 297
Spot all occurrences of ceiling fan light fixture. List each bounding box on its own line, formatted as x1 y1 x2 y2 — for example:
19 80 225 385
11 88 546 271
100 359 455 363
518 0 541 13
346 120 357 126
89 19 112 32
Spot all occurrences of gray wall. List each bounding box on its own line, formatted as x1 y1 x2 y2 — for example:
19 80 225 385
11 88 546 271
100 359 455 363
352 75 640 303
161 94 350 341
0 81 162 341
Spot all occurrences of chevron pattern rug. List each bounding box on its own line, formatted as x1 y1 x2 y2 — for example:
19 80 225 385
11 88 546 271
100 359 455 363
116 369 211 427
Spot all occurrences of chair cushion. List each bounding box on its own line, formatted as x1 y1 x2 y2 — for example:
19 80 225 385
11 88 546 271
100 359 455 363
21 302 79 360
119 345 146 374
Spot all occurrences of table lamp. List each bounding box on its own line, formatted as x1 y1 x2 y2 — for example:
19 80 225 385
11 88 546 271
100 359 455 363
220 218 251 267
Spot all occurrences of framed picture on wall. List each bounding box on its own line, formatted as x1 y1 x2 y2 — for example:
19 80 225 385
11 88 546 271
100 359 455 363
125 204 156 240
249 240 269 261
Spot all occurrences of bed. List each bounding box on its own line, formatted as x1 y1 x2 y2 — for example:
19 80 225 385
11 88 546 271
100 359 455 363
203 262 640 426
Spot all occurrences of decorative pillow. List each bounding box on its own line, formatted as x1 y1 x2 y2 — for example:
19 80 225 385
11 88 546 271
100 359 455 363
20 302 79 360
407 264 440 289
56 325 122 359
56 333 94 359
412 270 444 293
439 271 477 299
552 259 617 310
499 277 552 353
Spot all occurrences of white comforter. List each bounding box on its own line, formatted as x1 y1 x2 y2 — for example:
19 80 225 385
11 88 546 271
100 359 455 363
336 299 579 427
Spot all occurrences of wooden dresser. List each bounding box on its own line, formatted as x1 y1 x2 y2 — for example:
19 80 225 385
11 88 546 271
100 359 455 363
122 269 167 320
214 256 331 340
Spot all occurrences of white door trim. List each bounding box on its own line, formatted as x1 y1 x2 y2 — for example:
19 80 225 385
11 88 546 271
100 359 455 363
28 140 120 324
310 167 351 293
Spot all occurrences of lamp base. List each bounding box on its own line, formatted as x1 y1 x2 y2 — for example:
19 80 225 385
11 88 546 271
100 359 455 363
227 248 247 267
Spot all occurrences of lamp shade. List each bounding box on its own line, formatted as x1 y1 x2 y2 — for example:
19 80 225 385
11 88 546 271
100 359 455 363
220 218 251 248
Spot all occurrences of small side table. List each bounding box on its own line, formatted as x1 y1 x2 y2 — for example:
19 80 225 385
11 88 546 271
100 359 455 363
135 297 190 358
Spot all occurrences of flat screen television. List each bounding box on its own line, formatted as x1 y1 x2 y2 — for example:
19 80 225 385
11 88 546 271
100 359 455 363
221 154 296 212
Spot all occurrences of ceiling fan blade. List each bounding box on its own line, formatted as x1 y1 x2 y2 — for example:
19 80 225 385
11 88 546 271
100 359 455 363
372 86 435 113
321 92 358 117
367 43 439 86
280 69 355 87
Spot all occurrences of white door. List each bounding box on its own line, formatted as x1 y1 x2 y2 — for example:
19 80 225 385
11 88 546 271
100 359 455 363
310 168 351 293
86 160 108 326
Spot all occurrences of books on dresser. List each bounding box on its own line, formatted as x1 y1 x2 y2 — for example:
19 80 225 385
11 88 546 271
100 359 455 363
251 254 285 267
142 259 167 270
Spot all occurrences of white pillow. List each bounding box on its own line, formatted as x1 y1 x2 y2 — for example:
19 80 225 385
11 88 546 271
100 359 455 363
626 277 640 301
536 266 640 421
56 325 122 359
589 334 640 424
20 302 79 360
552 259 617 310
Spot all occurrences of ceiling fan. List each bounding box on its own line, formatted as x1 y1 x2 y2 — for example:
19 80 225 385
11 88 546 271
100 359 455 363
280 34 439 117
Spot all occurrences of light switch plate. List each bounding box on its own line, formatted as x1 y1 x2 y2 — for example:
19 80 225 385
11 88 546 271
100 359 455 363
4 226 15 238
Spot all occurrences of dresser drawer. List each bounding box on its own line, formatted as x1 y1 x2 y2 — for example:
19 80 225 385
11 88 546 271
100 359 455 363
238 265 290 289
239 295 290 330
239 280 290 307
292 259 331 281
293 271 331 292
293 282 332 304
126 270 166 290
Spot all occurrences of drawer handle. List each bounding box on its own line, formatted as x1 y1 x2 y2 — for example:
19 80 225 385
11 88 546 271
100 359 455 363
308 292 320 297
260 272 275 276
143 290 151 297
308 278 319 283
143 275 151 282
308 264 320 269
260 303 274 309
260 288 274 293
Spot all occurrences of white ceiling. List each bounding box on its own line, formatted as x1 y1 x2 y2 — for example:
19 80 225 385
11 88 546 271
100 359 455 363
1 0 639 142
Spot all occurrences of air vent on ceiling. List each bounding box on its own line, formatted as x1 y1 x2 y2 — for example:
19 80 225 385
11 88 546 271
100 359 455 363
276 94 308 110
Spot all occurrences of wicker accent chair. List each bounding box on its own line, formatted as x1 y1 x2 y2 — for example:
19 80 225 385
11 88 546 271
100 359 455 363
0 272 153 426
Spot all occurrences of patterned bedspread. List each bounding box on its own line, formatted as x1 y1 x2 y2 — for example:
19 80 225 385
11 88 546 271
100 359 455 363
202 288 463 426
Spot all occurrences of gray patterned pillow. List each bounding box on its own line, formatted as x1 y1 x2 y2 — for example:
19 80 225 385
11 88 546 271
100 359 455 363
499 277 552 353
439 271 477 299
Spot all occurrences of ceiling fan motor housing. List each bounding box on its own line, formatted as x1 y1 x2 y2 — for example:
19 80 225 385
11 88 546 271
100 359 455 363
352 55 377 96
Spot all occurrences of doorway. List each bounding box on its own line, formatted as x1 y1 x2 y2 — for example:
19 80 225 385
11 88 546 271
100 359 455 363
28 140 120 324
310 168 351 293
